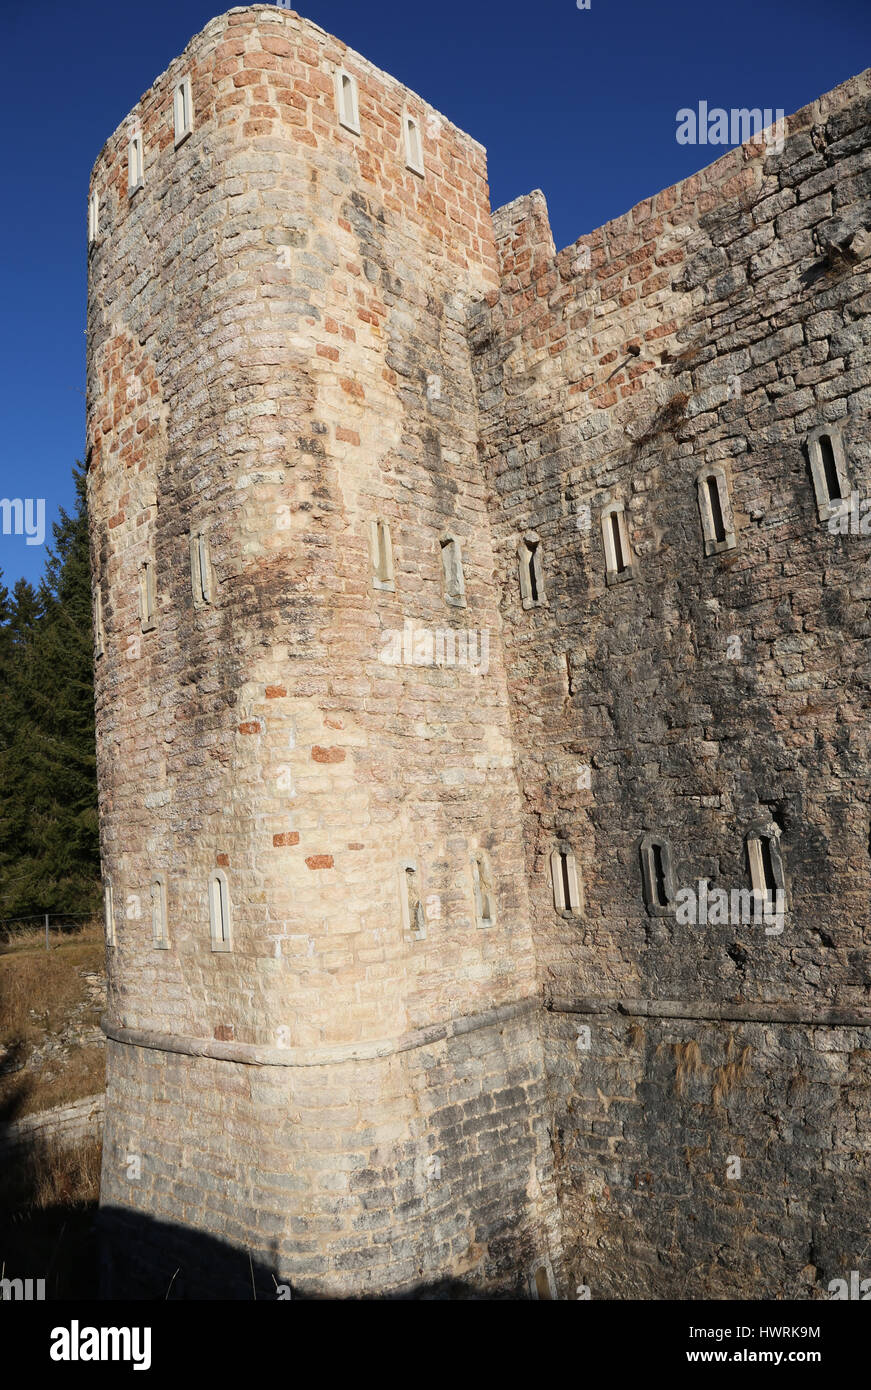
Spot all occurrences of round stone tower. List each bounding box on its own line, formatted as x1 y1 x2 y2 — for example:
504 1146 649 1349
87 4 560 1297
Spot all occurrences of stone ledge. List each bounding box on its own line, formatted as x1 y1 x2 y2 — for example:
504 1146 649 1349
101 996 540 1068
548 996 871 1027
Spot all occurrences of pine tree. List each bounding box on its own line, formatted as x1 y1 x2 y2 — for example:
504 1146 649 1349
0 576 42 913
0 467 99 919
0 569 13 784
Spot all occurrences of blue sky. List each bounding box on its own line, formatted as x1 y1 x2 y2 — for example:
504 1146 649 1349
1 0 868 592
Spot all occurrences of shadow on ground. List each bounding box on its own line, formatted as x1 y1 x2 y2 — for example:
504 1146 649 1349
98 1205 521 1299
2 1124 523 1299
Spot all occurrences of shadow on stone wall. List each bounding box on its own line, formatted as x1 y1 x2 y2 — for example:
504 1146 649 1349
1 1089 529 1300
3 1190 520 1299
98 1206 522 1300
0 1064 104 1298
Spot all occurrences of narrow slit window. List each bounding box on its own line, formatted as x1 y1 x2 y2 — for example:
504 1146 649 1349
403 111 424 175
652 844 667 905
128 132 144 194
336 69 360 134
807 424 850 522
151 876 169 950
173 76 193 146
472 850 495 928
601 503 633 584
550 842 583 917
104 877 116 947
610 512 626 571
534 1267 553 1300
640 835 675 916
88 190 100 245
759 838 778 895
517 532 545 608
529 1260 557 1299
820 436 841 502
399 860 426 941
190 530 213 606
746 823 787 920
209 870 232 952
94 585 105 659
707 478 726 542
561 852 572 905
697 466 737 555
139 560 156 632
370 518 395 592
440 534 466 608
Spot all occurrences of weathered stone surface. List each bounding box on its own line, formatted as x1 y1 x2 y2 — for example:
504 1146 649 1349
88 4 555 1299
472 62 871 1299
0 1094 104 1158
87 3 871 1298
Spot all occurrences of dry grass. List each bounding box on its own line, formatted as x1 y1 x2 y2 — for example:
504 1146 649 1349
0 919 105 1119
662 1035 753 1105
1 1135 103 1215
0 916 100 952
669 1038 707 1096
8 1048 106 1121
630 391 690 447
0 1135 102 1299
0 920 103 1041
712 1036 753 1107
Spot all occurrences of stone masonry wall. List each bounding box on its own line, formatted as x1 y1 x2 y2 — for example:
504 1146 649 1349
87 5 558 1297
0 1093 104 1161
471 70 871 1296
89 1 871 1299
101 1007 553 1298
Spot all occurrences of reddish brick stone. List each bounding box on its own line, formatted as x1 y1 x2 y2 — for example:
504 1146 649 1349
311 746 346 763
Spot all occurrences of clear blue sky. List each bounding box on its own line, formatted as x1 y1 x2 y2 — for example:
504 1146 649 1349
1 0 867 591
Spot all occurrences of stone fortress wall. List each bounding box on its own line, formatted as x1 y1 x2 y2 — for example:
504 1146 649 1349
87 3 871 1296
471 69 871 1297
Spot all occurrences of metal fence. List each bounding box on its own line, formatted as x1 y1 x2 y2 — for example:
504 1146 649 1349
0 911 95 949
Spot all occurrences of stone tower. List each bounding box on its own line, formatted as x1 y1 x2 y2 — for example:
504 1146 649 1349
87 4 559 1298
88 4 871 1299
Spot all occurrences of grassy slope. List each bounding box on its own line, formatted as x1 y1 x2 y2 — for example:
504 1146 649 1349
0 923 105 1296
0 921 105 1122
